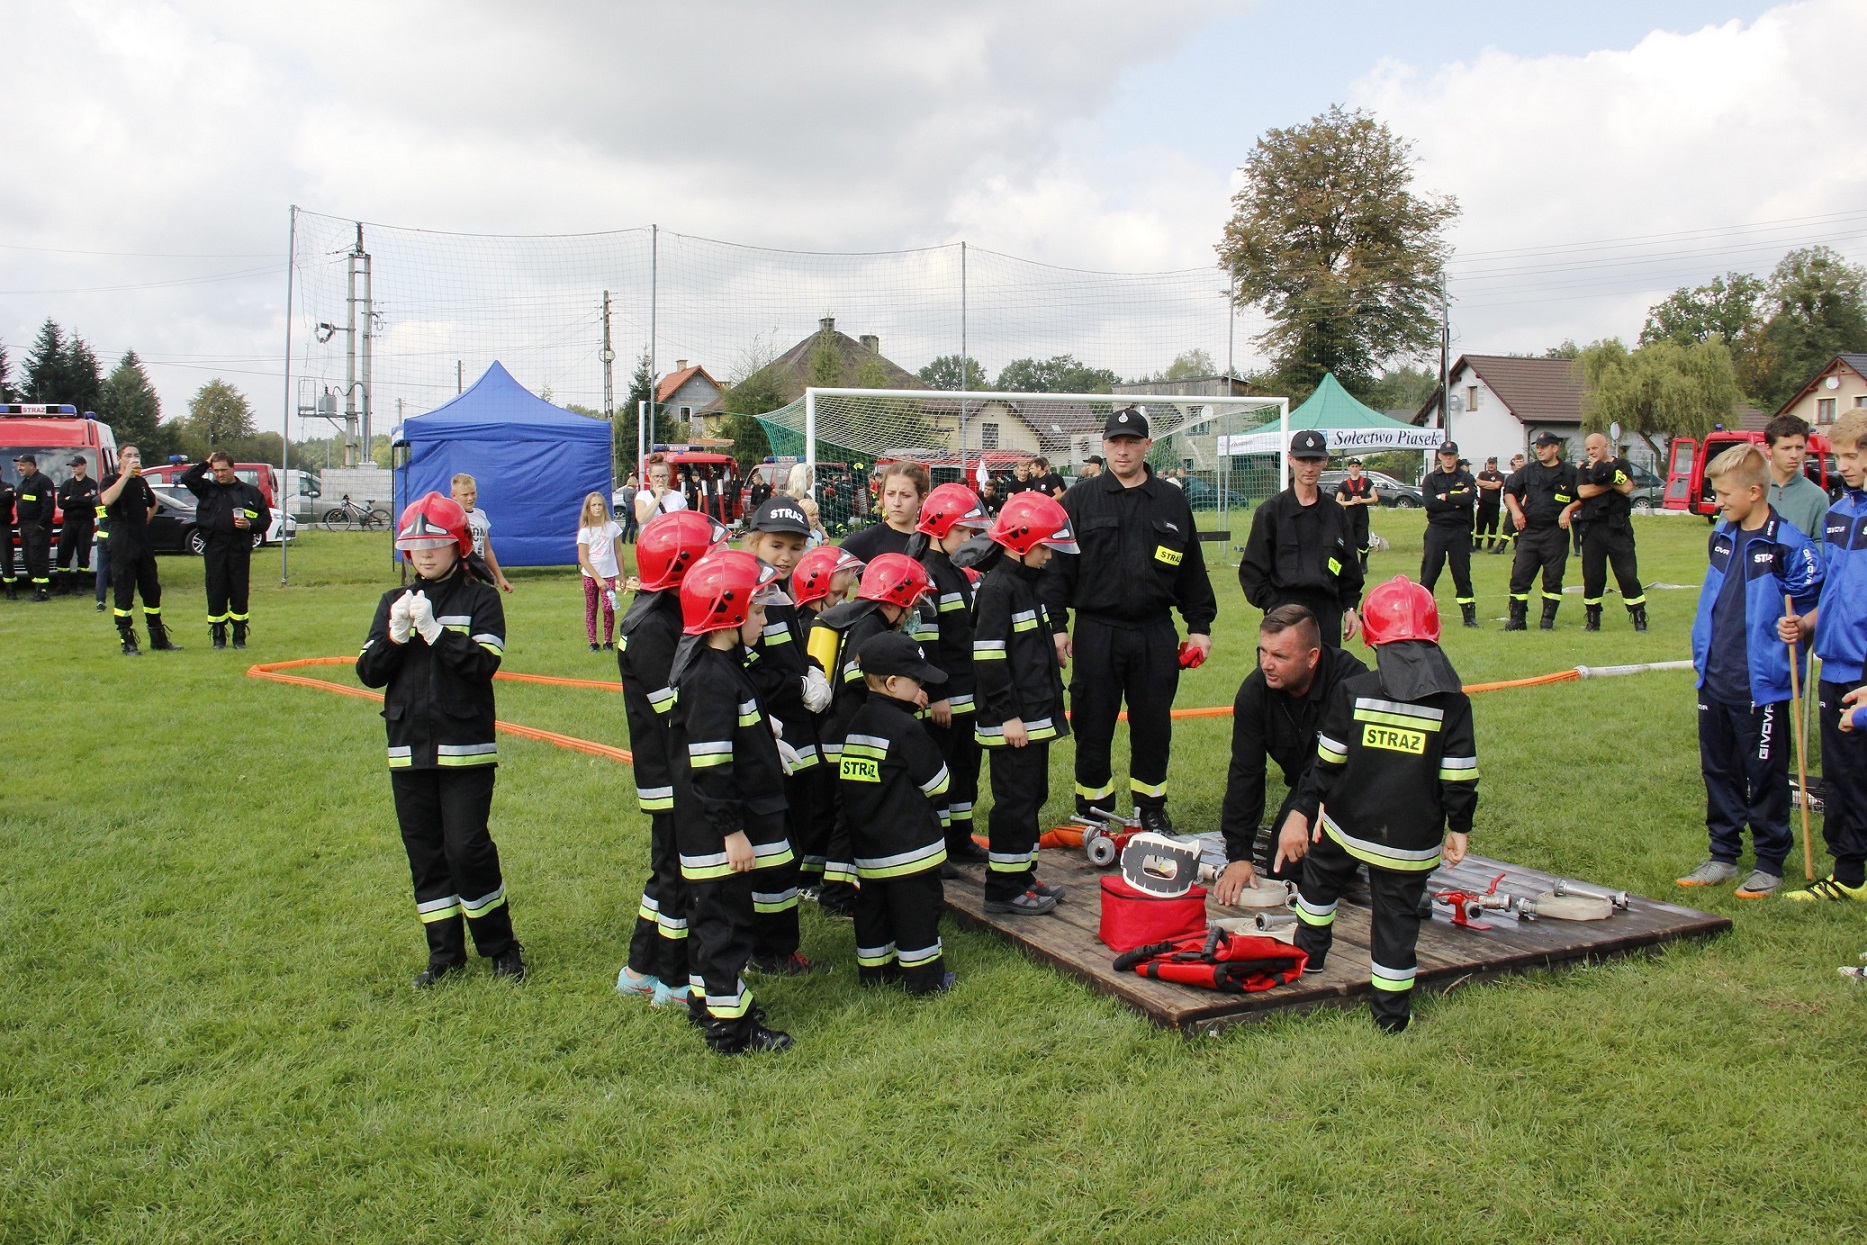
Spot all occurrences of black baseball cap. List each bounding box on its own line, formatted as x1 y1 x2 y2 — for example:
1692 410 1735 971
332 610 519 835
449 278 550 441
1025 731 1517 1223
1346 457 1362 467
1084 454 1105 466
1532 431 1563 448
1438 440 1459 455
1104 407 1149 439
1485 456 1498 465
1289 429 1329 460
68 455 87 467
860 632 946 684
747 497 811 536
12 454 34 466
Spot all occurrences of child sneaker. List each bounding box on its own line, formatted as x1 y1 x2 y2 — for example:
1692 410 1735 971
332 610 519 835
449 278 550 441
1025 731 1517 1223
1676 859 1740 888
616 966 659 997
1031 879 1067 903
650 979 692 1008
984 888 1058 916
1734 870 1783 899
1783 876 1867 903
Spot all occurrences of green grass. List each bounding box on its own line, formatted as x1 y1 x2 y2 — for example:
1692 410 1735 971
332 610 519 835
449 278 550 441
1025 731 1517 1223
7 515 1866 1242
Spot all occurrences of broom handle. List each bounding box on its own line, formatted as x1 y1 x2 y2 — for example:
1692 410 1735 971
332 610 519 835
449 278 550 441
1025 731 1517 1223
1786 593 1815 882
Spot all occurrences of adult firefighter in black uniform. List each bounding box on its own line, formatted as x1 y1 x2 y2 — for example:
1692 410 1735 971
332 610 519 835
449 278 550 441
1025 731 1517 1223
183 451 268 649
99 445 180 654
1042 406 1217 835
0 477 15 600
1474 457 1504 551
1240 429 1366 649
12 454 55 601
55 455 99 595
1576 431 1648 632
1334 458 1377 571
1419 440 1480 628
1503 432 1581 630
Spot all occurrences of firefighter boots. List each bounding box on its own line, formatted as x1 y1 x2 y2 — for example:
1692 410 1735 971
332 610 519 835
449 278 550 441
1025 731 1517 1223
492 944 528 982
1584 605 1601 632
3 582 15 601
1461 602 1479 629
412 960 465 989
1138 806 1176 837
118 621 142 656
33 585 49 602
706 1009 793 1056
147 617 182 650
211 622 228 650
1540 600 1560 631
1630 604 1648 633
1504 600 1528 631
232 621 249 650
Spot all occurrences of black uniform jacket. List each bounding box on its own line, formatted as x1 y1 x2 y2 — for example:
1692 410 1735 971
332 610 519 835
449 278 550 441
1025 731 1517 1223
838 692 952 879
918 547 977 715
1579 457 1633 522
1218 644 1370 862
616 589 683 814
1239 488 1366 614
745 588 822 769
356 564 506 771
669 642 792 879
1292 657 1479 871
1042 465 1217 634
818 599 898 759
101 473 156 550
13 470 54 525
1505 461 1579 530
0 482 12 528
973 558 1070 746
1335 476 1376 523
181 461 267 538
1421 468 1477 530
57 477 99 525
1475 470 1505 509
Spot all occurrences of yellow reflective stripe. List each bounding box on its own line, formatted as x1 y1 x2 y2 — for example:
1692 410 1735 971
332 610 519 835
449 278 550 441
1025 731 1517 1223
1321 816 1442 872
1075 781 1116 801
436 754 497 767
1129 777 1167 798
1353 709 1442 732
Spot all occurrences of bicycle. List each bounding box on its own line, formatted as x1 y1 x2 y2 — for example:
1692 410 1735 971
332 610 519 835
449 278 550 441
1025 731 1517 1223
320 494 391 532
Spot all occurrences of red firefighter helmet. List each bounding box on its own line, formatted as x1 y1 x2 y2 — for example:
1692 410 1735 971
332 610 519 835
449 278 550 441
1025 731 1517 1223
1361 575 1440 647
986 491 1079 557
395 492 471 557
855 552 932 610
916 483 990 540
637 510 728 592
680 549 792 636
791 545 865 606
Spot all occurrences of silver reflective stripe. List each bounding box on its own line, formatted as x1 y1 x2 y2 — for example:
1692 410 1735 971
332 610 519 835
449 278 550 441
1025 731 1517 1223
897 940 942 967
460 886 505 916
436 615 473 627
1354 697 1444 722
387 745 412 758
438 743 497 757
688 741 732 757
919 765 950 796
1440 755 1478 771
681 850 730 869
637 785 673 801
855 841 946 872
737 698 759 715
752 839 793 861
846 733 890 750
1371 961 1417 985
1296 895 1336 919
472 632 504 649
1322 813 1443 865
416 894 461 915
751 887 800 906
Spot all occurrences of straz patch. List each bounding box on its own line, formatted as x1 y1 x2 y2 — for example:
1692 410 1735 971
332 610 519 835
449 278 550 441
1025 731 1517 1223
1154 544 1183 566
840 757 881 783
1362 723 1426 755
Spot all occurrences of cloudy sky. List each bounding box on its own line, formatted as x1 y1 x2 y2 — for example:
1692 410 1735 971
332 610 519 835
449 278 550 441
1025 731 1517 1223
3 0 1863 430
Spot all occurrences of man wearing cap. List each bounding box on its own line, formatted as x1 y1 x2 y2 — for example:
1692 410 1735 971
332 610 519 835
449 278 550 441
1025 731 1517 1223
1043 405 1217 835
0 473 16 601
99 444 180 654
1474 457 1505 552
1079 455 1104 481
12 454 56 601
1240 429 1365 650
1576 432 1647 632
1503 432 1581 630
183 451 269 649
1334 458 1377 571
54 455 100 596
1420 441 1481 628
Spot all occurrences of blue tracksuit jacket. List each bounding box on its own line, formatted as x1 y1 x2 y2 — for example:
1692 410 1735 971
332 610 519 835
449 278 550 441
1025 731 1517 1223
1814 488 1867 683
1691 507 1823 705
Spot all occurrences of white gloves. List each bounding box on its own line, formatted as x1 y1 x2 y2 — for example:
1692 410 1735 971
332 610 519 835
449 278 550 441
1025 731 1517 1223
407 591 442 645
769 715 799 773
388 592 414 645
801 667 833 713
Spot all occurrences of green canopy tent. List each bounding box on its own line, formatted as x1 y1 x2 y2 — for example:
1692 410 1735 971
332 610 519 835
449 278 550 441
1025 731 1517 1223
1216 373 1443 489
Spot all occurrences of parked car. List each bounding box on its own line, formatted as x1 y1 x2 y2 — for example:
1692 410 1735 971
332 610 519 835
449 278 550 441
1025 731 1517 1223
1626 461 1666 513
1319 469 1423 508
146 486 292 555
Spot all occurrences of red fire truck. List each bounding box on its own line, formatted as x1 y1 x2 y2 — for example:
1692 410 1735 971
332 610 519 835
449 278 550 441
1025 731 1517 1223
1663 429 1839 520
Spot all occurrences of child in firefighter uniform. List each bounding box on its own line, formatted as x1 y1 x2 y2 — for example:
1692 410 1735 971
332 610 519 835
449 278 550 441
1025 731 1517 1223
1280 576 1478 1033
914 483 992 865
356 492 525 988
839 632 956 993
615 510 725 1006
669 549 798 1055
974 492 1077 916
738 497 832 976
790 545 866 891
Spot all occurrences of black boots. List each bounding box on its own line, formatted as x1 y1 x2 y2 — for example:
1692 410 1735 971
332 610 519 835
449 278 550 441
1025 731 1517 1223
232 621 248 650
1461 603 1479 629
33 584 49 602
491 944 528 982
1504 600 1528 631
118 620 142 656
705 1008 793 1056
1584 605 1601 632
211 622 228 650
1630 604 1648 633
147 617 182 651
1540 600 1560 631
1138 806 1176 837
3 581 15 601
412 960 465 989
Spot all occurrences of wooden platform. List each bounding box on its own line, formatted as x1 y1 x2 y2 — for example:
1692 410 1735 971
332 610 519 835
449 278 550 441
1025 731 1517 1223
944 847 1731 1035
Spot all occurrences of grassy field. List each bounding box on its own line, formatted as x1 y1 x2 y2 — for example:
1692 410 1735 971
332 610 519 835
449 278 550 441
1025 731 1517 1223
7 512 1865 1242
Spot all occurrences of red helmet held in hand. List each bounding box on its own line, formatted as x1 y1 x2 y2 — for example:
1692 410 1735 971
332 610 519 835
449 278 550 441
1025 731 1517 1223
916 483 990 540
637 510 728 592
1361 575 1440 647
986 492 1079 557
856 552 931 610
680 549 792 636
395 492 471 557
791 545 864 606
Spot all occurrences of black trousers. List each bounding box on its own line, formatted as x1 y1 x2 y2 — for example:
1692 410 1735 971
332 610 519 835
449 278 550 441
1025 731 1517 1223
984 739 1049 901
1818 680 1867 885
390 767 516 963
110 542 163 615
57 517 94 573
688 872 758 1032
1293 830 1431 1031
1347 511 1371 570
751 855 801 961
1474 504 1501 550
924 712 982 844
854 870 946 991
204 533 253 622
1070 614 1179 812
1698 697 1792 874
1580 519 1644 609
1508 527 1569 605
788 760 837 879
1420 524 1474 605
19 521 50 588
626 810 691 987
0 525 13 582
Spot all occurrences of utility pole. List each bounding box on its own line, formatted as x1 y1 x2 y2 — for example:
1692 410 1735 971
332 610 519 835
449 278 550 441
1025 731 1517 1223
360 226 373 463
344 235 359 467
1439 284 1451 438
457 360 463 394
648 225 659 445
602 289 615 418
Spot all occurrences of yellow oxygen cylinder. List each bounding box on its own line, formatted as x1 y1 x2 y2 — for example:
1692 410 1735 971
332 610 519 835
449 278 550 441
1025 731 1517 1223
806 623 843 679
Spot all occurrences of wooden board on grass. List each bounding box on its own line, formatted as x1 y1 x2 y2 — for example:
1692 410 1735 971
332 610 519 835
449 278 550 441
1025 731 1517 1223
943 850 1731 1035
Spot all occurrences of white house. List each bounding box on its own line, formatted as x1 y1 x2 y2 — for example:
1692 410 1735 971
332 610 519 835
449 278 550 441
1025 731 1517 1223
1415 355 1595 469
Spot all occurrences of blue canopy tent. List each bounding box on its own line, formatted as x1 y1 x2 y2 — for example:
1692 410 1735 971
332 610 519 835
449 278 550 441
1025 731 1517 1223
393 362 612 567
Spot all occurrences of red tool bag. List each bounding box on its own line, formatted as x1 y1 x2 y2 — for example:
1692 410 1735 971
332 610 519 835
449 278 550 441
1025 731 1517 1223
1111 928 1309 993
1098 875 1209 953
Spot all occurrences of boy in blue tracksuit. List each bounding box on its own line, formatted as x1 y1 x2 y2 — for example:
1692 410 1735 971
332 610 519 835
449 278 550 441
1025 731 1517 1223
1680 443 1823 899
1781 410 1867 902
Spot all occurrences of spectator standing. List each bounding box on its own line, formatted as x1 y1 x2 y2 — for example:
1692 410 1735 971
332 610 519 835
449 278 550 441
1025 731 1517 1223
1239 430 1364 648
785 463 827 546
839 461 929 564
99 445 179 654
12 454 54 601
182 451 268 649
55 455 99 595
1334 457 1377 571
450 473 514 593
635 454 689 527
576 492 624 651
1474 457 1505 551
1764 414 1831 540
615 473 641 544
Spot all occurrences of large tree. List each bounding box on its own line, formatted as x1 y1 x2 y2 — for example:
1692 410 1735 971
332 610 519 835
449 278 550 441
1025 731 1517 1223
21 319 104 411
994 354 1119 393
1640 272 1767 396
98 351 163 449
0 339 13 403
1577 337 1739 463
184 378 256 452
1756 245 1867 407
1216 105 1457 393
918 354 987 391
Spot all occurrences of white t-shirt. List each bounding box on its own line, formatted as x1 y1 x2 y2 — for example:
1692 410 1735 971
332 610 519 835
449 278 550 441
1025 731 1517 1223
578 520 624 579
465 507 491 558
640 488 687 521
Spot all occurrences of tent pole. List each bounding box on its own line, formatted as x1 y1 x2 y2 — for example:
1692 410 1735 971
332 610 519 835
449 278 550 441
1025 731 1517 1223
279 205 296 587
1278 398 1289 492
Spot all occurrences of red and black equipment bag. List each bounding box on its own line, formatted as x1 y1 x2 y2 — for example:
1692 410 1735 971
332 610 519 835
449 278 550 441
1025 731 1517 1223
1112 929 1308 994
1098 875 1208 953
